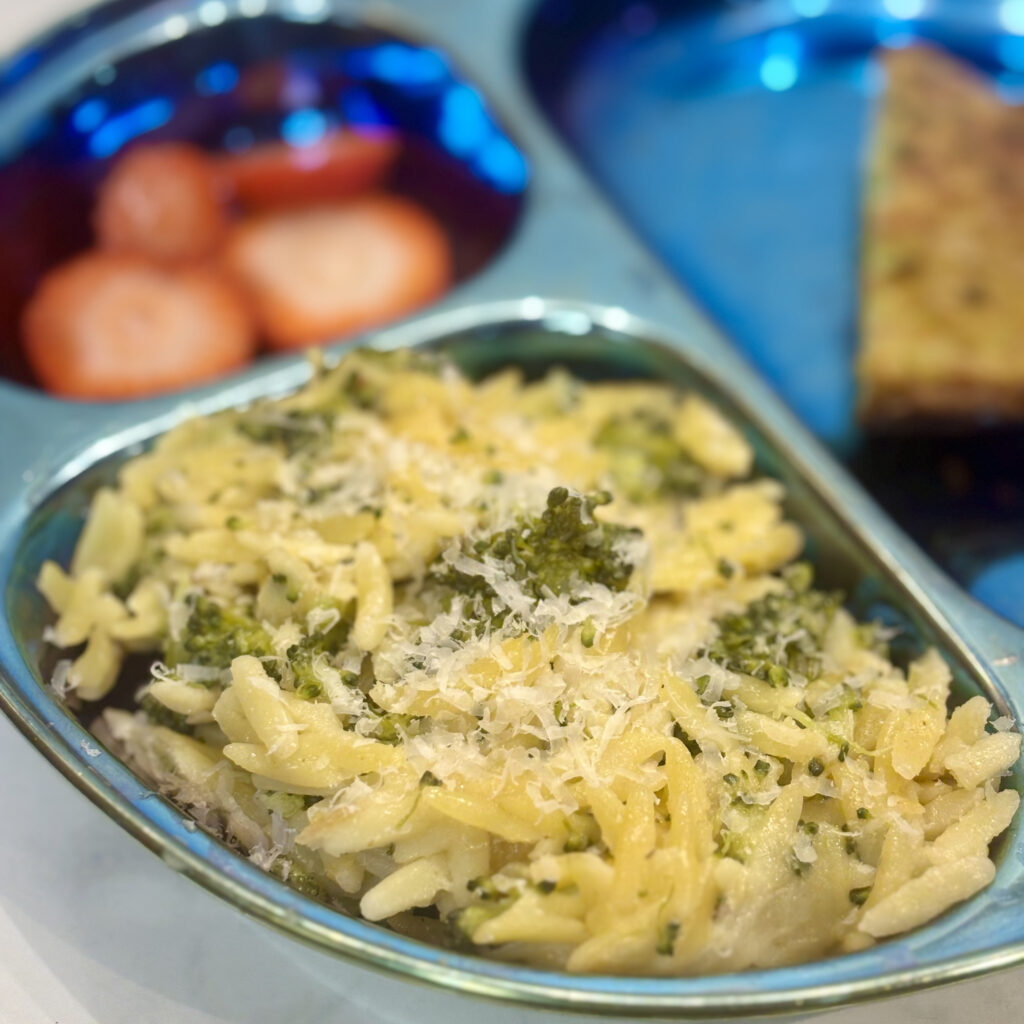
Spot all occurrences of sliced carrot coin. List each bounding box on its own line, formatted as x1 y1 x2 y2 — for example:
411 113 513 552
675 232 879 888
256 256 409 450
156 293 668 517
219 131 400 211
22 252 257 400
222 194 452 350
94 142 229 264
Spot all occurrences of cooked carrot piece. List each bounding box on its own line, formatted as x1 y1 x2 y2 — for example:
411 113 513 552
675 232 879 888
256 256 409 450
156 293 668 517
94 143 229 264
22 252 256 399
222 194 451 350
219 131 400 210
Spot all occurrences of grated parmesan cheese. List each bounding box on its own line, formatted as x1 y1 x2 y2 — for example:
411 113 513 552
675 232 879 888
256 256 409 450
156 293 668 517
37 349 1020 978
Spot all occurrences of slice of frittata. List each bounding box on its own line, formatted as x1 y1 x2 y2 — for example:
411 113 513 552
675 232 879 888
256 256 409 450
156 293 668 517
859 43 1024 426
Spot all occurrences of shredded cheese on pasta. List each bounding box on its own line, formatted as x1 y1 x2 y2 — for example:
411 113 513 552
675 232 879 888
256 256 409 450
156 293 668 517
39 349 1020 974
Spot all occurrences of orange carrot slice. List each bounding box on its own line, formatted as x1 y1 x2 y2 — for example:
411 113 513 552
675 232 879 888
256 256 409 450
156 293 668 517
94 142 229 264
22 252 256 399
219 131 400 210
222 194 451 350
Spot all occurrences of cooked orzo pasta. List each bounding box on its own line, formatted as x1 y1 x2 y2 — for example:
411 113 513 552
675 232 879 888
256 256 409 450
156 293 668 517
38 348 1020 973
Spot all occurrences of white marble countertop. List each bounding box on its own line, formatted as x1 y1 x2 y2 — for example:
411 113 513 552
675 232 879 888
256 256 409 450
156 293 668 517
1 1 1023 1021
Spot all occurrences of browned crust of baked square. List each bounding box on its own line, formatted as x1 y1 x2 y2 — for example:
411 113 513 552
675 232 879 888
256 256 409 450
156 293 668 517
858 44 1024 428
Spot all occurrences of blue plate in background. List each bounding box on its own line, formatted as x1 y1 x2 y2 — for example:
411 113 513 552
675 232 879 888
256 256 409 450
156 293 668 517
523 0 1024 627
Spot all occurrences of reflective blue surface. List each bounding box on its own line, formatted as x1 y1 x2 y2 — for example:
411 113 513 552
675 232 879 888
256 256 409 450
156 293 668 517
524 0 1024 627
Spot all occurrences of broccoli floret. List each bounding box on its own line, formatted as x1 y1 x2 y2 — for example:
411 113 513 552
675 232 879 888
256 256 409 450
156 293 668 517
139 693 194 735
236 408 335 456
165 596 274 671
338 365 380 410
285 601 354 700
594 410 706 502
434 488 641 622
368 710 424 745
704 563 840 684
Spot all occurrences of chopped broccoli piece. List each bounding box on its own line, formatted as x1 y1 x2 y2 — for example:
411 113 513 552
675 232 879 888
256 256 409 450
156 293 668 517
455 897 519 942
271 859 328 900
456 878 521 940
715 827 747 863
369 710 424 745
672 723 702 759
561 811 598 853
257 791 317 818
164 596 274 671
433 488 641 626
849 886 872 906
466 876 505 901
594 409 706 502
286 601 354 700
140 693 194 735
235 352 430 454
236 408 335 456
704 563 840 684
656 920 681 956
580 618 597 648
788 852 813 878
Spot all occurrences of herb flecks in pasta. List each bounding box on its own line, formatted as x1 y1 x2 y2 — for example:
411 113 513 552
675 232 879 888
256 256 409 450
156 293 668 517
38 349 1020 975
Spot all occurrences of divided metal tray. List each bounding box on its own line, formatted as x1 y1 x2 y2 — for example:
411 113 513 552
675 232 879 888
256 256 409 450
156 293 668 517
0 0 1022 1018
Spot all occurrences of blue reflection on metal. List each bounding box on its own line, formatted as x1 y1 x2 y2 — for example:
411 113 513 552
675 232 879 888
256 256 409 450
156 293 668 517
760 54 799 91
88 97 174 158
195 61 239 96
0 46 41 89
875 18 917 46
999 35 1024 70
1001 0 1024 35
791 0 829 16
883 0 926 18
338 87 387 127
281 107 328 147
760 30 802 92
475 135 529 193
971 555 1024 627
438 83 491 156
346 43 448 87
71 97 107 133
336 41 526 195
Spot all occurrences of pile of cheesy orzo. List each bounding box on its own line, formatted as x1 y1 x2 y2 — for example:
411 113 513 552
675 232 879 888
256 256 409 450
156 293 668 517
38 349 1020 974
